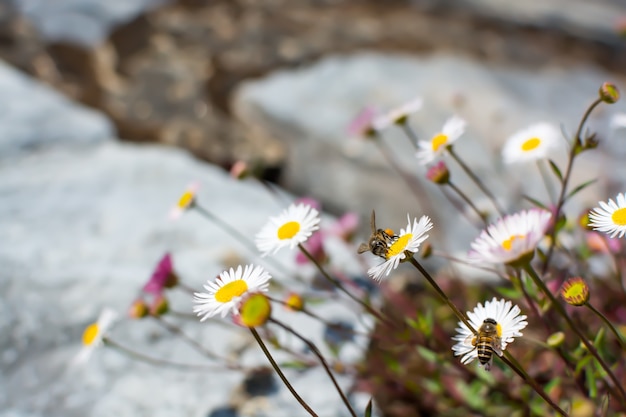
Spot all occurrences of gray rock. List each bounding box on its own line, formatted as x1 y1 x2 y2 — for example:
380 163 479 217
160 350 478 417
9 0 170 46
0 60 113 157
233 52 626 256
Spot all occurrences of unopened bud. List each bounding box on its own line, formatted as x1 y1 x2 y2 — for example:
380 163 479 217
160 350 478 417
599 82 620 104
230 160 251 180
560 277 589 306
420 242 433 259
164 271 179 289
578 209 594 231
239 293 272 327
426 161 450 185
546 331 565 348
284 292 305 311
150 295 169 316
128 298 149 319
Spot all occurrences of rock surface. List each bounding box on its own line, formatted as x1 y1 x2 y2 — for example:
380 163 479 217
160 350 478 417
233 52 626 253
0 63 371 417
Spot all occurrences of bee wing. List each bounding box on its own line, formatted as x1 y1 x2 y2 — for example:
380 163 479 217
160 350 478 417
462 333 477 346
369 210 377 234
357 242 370 254
492 337 503 356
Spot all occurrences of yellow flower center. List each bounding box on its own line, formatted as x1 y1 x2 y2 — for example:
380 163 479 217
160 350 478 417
82 323 99 346
431 133 448 152
496 323 502 337
521 137 541 152
215 279 249 303
277 221 300 240
502 234 524 251
386 233 412 259
611 208 626 226
177 191 195 209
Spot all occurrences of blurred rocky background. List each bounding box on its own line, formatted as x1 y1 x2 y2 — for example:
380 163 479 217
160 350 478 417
2 0 626 416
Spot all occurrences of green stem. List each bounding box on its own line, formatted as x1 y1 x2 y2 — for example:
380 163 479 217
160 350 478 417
447 180 488 227
522 263 626 404
249 327 319 417
447 146 505 216
270 318 358 417
103 337 242 371
298 244 396 328
501 352 569 416
152 316 230 362
586 302 626 350
542 98 602 274
407 257 476 333
536 160 556 205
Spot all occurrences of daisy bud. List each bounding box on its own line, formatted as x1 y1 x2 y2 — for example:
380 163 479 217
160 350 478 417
546 331 565 348
420 242 433 259
128 298 149 319
150 295 169 316
230 160 251 180
426 161 450 185
560 277 589 306
284 292 305 311
164 271 179 289
578 208 594 231
599 82 619 104
239 293 272 327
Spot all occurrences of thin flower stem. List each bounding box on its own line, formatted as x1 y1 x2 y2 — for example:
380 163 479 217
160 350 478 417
432 250 503 276
192 203 292 284
447 146 505 216
542 98 602 274
269 318 358 417
500 352 569 416
400 122 419 148
447 180 489 227
536 160 556 205
103 337 243 371
522 263 626 404
298 244 396 328
585 302 626 351
152 316 230 362
407 257 476 334
249 327 319 417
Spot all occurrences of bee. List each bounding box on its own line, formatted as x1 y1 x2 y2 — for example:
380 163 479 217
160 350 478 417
357 210 398 257
464 318 502 371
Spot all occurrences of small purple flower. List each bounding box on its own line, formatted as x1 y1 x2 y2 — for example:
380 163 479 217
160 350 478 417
143 253 175 295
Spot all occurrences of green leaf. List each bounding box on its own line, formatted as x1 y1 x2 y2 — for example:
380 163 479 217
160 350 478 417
575 354 593 375
522 194 548 209
364 398 373 417
565 179 598 202
548 159 564 183
586 364 598 398
279 361 312 370
416 346 438 364
494 286 522 299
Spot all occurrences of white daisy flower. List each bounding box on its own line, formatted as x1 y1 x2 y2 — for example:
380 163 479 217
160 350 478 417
469 209 552 266
255 203 320 256
452 298 527 370
169 182 199 220
372 96 423 131
368 215 433 281
589 192 626 238
193 264 271 320
502 123 560 164
416 116 466 165
74 308 118 365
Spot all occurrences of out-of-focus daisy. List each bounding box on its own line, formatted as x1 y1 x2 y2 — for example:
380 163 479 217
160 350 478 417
193 264 271 320
589 192 626 238
469 209 552 266
373 96 423 130
74 308 118 365
452 298 527 370
255 203 320 256
347 106 380 138
416 116 466 165
501 123 560 164
169 182 199 220
368 215 433 281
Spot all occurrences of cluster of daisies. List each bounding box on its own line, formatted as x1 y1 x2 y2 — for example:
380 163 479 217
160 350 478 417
77 95 626 372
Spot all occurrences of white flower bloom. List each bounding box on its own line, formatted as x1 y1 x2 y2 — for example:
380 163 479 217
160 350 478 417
368 215 433 281
193 264 271 320
502 123 561 164
373 97 423 131
416 116 466 165
255 203 320 256
469 209 552 265
610 113 626 131
589 192 626 238
169 182 199 220
452 298 527 370
74 308 118 365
